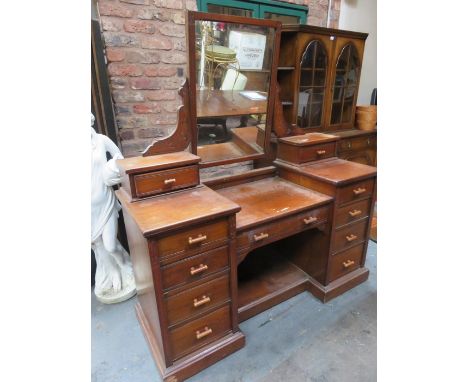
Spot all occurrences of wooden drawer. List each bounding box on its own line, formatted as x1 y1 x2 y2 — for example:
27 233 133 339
335 199 372 228
134 165 199 198
338 136 376 152
161 246 229 290
169 304 232 361
298 142 336 163
237 205 329 250
336 178 374 206
158 219 229 261
331 218 368 254
165 274 230 326
329 243 364 282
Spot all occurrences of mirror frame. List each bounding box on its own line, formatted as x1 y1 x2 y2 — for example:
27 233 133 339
186 11 281 168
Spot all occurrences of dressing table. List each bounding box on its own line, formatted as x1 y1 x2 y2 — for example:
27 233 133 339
116 12 376 382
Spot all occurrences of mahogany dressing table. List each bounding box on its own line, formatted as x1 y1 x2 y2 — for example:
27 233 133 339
115 12 376 382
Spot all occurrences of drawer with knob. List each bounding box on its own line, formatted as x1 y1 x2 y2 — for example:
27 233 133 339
328 242 365 282
160 246 229 290
158 218 229 262
133 165 199 198
237 205 330 251
165 274 230 326
335 199 372 228
336 178 375 206
331 218 368 253
169 304 232 361
338 136 376 153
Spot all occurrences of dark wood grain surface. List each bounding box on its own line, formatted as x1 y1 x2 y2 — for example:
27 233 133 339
116 185 240 237
217 177 332 229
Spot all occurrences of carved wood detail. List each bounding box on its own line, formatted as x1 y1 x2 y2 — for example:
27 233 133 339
142 79 192 157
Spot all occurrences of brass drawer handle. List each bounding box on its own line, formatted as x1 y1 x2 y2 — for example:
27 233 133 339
348 209 362 217
367 138 371 146
353 187 366 195
254 232 269 241
164 178 176 185
316 150 326 155
346 234 358 242
190 263 208 275
303 216 318 225
193 295 211 308
189 235 207 245
343 260 355 268
195 326 212 340
347 142 352 149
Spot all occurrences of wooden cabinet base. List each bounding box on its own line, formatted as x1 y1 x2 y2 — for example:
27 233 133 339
136 302 245 382
307 267 370 303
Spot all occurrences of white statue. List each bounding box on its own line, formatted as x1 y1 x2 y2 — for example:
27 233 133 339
91 114 136 304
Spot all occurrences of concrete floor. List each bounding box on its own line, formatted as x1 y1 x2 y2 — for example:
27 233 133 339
92 241 376 382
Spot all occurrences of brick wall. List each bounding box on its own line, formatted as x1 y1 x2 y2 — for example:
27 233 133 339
97 0 340 156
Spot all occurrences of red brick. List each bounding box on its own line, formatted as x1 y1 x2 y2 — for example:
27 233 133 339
98 3 133 18
116 115 148 129
108 63 143 77
159 23 185 37
113 90 145 103
133 103 162 114
162 101 181 113
110 77 127 89
172 11 185 24
120 0 150 4
121 139 152 156
124 20 156 34
146 90 177 101
186 0 197 11
137 127 170 139
106 48 125 62
144 66 177 77
161 52 186 64
119 129 135 140
130 77 162 90
141 36 172 50
173 38 186 51
163 77 185 89
101 18 122 32
153 0 183 10
126 50 160 64
115 104 133 114
149 114 178 125
103 32 138 47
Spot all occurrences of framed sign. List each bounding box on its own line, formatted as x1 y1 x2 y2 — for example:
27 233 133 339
228 30 266 70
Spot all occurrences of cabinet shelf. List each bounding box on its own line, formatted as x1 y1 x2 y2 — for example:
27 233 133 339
237 247 309 322
278 66 295 70
281 101 293 105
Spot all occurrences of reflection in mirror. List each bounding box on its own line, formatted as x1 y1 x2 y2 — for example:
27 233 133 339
195 20 275 164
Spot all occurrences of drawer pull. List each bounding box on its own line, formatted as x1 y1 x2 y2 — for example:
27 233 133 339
195 326 213 340
348 209 362 217
254 232 269 241
353 187 366 195
188 235 207 245
193 295 211 308
316 150 326 155
343 260 355 268
164 178 176 185
190 263 208 275
346 234 358 242
303 216 318 225
347 142 352 149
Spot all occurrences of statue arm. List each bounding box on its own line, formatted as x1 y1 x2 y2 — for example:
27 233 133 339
101 135 124 187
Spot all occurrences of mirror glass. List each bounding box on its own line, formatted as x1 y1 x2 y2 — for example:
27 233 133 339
194 20 276 165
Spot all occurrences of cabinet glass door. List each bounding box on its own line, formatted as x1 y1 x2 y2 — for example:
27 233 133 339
330 43 361 127
202 0 258 18
297 40 328 128
260 5 306 24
